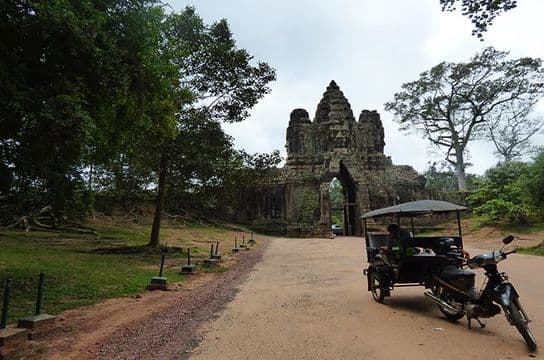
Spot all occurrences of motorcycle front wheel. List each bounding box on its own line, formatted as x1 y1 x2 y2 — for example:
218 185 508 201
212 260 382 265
508 299 537 352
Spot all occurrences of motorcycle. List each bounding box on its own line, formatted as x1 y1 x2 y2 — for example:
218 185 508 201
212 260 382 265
425 235 538 352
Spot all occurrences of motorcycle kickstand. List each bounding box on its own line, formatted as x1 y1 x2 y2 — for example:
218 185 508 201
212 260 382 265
467 317 486 329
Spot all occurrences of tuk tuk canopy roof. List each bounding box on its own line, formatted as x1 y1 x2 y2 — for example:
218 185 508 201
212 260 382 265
360 200 468 219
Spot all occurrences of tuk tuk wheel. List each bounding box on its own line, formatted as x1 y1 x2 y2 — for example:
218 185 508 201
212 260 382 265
369 271 385 303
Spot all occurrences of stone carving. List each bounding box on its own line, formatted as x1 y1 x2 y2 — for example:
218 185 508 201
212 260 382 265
241 81 425 237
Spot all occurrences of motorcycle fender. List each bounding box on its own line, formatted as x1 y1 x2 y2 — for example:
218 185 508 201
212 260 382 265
493 283 519 307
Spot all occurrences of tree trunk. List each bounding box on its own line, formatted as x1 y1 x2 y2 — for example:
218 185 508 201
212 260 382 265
148 153 168 247
88 162 94 190
455 151 467 191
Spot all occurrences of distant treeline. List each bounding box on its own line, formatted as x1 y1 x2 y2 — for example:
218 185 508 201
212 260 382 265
424 152 544 224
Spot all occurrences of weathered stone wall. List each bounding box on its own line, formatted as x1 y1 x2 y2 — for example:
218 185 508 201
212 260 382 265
245 81 425 236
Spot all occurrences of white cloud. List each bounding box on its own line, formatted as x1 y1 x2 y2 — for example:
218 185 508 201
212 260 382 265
172 0 544 174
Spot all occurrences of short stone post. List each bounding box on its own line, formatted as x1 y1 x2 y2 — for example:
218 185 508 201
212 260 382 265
203 243 218 266
240 234 249 250
148 252 168 291
17 272 56 340
211 241 221 260
232 237 240 253
1 279 28 353
1 279 11 330
248 232 256 244
181 248 195 274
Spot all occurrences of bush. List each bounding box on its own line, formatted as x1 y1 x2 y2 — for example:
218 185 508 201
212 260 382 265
467 162 532 223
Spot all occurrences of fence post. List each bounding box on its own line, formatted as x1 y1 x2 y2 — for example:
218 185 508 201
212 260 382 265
35 272 45 316
1 279 12 329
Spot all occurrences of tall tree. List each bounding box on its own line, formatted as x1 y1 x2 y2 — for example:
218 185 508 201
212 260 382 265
385 47 544 191
486 105 543 163
0 0 176 219
440 0 518 39
147 8 276 247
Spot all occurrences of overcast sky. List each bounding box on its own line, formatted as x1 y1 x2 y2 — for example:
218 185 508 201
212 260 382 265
170 0 544 175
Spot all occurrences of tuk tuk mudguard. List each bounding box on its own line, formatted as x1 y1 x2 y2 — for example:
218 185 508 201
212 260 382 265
366 266 392 297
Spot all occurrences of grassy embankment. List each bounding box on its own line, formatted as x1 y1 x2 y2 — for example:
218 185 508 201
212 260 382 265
468 215 544 255
396 214 544 255
0 218 245 324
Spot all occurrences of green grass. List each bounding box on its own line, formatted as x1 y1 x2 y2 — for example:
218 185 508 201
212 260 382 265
198 263 228 273
518 245 544 256
0 220 235 325
468 215 544 234
500 222 544 234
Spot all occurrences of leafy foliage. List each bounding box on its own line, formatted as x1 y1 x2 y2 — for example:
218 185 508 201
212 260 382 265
424 163 479 192
0 0 177 218
486 105 544 163
440 0 518 39
466 161 531 223
295 190 319 225
0 3 277 235
385 47 544 191
526 150 544 214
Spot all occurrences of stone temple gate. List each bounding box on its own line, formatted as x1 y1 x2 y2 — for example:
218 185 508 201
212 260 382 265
241 81 425 236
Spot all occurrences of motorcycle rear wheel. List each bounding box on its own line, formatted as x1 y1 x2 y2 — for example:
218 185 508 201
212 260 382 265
508 300 537 352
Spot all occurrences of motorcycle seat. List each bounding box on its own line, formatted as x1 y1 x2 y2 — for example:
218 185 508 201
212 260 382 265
441 265 475 281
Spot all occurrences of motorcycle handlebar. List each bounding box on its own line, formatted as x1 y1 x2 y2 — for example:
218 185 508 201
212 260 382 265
503 249 517 257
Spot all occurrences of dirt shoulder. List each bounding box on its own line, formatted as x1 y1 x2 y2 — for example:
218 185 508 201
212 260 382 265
31 237 269 360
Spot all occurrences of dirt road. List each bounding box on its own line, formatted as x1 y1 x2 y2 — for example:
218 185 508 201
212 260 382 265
190 236 543 360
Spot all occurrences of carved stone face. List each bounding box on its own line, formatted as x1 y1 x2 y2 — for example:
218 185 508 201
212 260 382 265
290 108 310 123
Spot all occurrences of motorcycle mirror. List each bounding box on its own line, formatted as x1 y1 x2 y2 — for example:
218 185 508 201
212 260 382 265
502 235 515 245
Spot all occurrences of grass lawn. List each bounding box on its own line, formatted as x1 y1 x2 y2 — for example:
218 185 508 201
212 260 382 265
0 219 242 324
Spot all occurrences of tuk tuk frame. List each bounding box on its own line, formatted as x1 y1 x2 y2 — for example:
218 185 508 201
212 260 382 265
360 200 469 301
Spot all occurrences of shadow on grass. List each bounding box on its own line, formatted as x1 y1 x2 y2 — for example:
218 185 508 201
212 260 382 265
89 244 188 256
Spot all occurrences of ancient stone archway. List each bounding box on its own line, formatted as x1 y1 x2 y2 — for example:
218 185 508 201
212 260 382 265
241 81 425 237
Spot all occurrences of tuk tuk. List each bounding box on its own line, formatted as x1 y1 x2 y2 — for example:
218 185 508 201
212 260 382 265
361 200 468 302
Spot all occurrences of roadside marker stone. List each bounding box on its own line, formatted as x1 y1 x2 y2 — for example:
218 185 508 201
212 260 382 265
17 272 56 340
232 237 240 253
239 235 248 250
1 279 28 356
181 248 195 274
203 244 218 266
248 232 256 244
211 241 222 260
148 252 167 291
1 279 10 330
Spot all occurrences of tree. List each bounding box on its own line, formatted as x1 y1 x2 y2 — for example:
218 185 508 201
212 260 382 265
147 8 276 247
424 164 459 193
329 178 344 226
0 0 176 220
466 161 531 223
486 105 544 163
329 178 344 208
385 47 544 191
440 0 518 39
526 149 544 215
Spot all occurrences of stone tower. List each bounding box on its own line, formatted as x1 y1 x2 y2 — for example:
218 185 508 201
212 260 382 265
241 81 425 236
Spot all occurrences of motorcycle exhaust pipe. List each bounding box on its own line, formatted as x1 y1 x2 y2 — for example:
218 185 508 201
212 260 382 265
424 291 460 314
